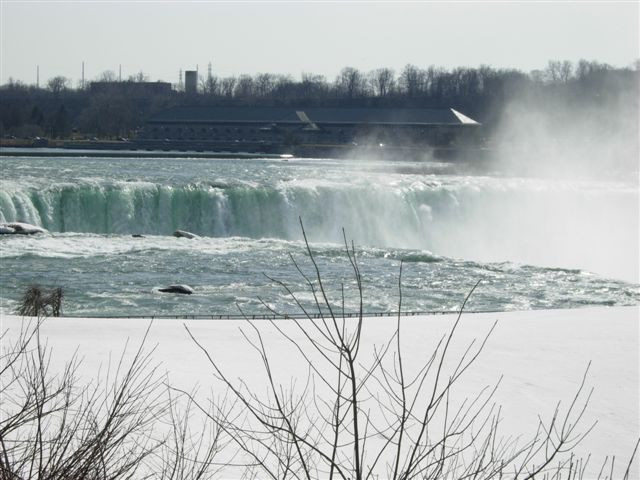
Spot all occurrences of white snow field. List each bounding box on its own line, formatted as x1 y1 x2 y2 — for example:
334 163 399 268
2 306 638 478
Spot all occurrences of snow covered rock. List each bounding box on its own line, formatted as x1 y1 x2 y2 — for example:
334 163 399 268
1 222 48 235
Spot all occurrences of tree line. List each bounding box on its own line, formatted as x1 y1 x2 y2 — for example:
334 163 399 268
0 59 637 140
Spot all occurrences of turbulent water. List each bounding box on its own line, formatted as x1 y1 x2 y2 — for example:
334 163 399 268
1 154 638 316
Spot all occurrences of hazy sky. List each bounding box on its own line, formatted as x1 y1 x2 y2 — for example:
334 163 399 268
1 1 638 86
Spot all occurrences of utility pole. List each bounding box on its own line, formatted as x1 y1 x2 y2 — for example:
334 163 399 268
36 65 39 88
81 61 85 89
204 62 213 95
119 64 122 82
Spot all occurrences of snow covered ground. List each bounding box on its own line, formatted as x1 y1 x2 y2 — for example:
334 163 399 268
2 306 638 477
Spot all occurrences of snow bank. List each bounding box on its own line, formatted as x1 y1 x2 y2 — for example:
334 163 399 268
1 306 638 476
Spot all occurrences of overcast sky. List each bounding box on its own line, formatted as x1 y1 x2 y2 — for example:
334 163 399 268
1 1 638 86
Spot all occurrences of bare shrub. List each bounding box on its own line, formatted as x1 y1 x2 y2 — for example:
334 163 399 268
181 220 638 480
0 321 164 478
152 388 230 480
16 285 64 317
2 224 638 479
0 319 228 479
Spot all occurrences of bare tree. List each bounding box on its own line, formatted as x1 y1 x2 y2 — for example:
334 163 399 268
97 70 117 82
559 61 573 83
0 319 230 479
336 67 367 99
272 74 298 102
128 71 149 82
154 388 230 480
369 68 395 97
545 60 573 84
46 76 69 96
300 73 329 101
255 73 276 98
202 73 219 96
234 75 254 98
400 64 425 98
0 321 168 478
220 76 237 98
181 220 610 480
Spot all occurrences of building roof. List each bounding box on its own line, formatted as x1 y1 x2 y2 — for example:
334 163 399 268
302 107 464 125
148 106 480 126
90 81 172 95
149 106 299 124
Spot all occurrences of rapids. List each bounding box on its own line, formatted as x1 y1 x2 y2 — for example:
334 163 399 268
1 154 638 316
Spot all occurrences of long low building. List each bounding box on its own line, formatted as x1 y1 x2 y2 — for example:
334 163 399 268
137 106 482 152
